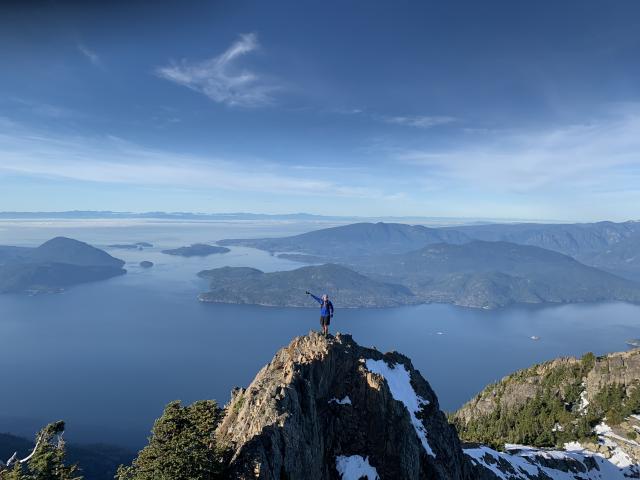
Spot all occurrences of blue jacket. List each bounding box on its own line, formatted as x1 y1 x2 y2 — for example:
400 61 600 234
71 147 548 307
310 293 334 317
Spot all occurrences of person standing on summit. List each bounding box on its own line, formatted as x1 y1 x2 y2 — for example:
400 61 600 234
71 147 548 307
306 291 334 336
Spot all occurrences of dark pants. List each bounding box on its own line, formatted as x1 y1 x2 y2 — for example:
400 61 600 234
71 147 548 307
320 315 331 327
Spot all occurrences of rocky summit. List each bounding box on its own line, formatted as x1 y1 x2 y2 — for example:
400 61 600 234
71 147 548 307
216 332 475 479
215 332 640 480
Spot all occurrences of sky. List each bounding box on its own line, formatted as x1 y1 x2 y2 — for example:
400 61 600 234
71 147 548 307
1 0 640 221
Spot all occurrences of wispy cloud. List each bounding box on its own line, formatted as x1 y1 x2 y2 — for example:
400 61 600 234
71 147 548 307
156 33 278 108
5 97 82 119
0 123 383 199
395 108 640 194
382 115 457 129
77 43 102 68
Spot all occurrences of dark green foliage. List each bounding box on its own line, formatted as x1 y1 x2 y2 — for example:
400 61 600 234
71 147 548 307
3 462 27 480
452 353 638 449
0 434 133 480
0 421 82 480
116 400 225 480
589 382 640 426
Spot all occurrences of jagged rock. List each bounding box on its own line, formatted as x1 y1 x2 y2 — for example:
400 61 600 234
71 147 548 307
216 332 476 480
584 349 640 398
215 333 640 479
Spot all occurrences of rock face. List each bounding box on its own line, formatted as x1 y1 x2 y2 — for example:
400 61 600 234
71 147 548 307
454 350 640 427
453 349 640 478
216 332 476 479
216 333 640 479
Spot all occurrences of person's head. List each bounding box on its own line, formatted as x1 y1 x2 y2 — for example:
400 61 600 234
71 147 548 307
322 294 329 302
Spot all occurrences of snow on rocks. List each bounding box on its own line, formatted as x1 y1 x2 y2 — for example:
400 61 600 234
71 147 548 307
465 444 638 480
578 384 589 413
365 359 435 457
328 396 352 405
335 455 379 480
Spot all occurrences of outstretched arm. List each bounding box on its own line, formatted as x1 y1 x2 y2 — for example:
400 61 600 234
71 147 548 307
306 291 322 304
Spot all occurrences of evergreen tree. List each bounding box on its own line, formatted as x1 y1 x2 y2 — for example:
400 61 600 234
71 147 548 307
3 462 27 480
27 422 82 480
116 400 225 480
0 422 82 480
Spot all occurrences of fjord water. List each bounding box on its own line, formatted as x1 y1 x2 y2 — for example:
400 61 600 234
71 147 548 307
1 220 639 448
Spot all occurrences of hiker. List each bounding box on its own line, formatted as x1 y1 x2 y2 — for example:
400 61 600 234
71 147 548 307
306 291 334 336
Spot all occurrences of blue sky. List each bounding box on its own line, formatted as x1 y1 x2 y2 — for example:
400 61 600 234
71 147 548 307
1 1 640 220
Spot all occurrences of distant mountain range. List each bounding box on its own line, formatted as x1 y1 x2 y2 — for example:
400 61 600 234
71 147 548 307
348 241 640 308
198 241 640 309
212 221 640 308
220 220 640 282
447 221 640 280
0 237 126 294
219 222 471 257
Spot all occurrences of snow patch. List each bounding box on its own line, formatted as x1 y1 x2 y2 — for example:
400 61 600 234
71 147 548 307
594 422 638 468
465 444 638 480
578 384 589 413
329 396 352 405
335 455 379 480
563 441 584 452
596 421 640 447
365 359 435 457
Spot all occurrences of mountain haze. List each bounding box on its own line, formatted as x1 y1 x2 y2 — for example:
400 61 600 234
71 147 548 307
349 241 640 308
218 222 471 258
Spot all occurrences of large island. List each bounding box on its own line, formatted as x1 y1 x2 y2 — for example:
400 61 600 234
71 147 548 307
202 228 640 308
197 263 416 307
0 237 126 294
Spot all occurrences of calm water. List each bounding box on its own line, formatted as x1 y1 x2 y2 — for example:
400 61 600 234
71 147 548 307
0 220 639 448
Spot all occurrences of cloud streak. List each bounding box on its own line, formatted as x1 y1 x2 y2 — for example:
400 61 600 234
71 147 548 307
383 115 456 129
0 123 383 200
396 108 640 194
77 43 102 68
156 33 278 108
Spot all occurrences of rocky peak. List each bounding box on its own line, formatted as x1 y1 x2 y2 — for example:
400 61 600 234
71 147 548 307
215 333 640 479
216 332 476 479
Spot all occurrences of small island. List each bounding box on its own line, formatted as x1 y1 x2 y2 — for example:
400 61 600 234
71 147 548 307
139 261 154 268
162 243 230 257
108 242 153 250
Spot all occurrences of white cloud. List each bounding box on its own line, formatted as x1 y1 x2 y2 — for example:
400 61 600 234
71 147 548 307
396 109 640 194
383 115 456 129
77 44 102 68
0 124 383 200
156 33 278 108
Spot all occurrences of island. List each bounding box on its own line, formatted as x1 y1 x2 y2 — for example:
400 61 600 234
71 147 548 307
162 243 230 257
0 237 126 294
198 240 640 309
139 261 154 268
107 242 153 250
197 263 416 307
